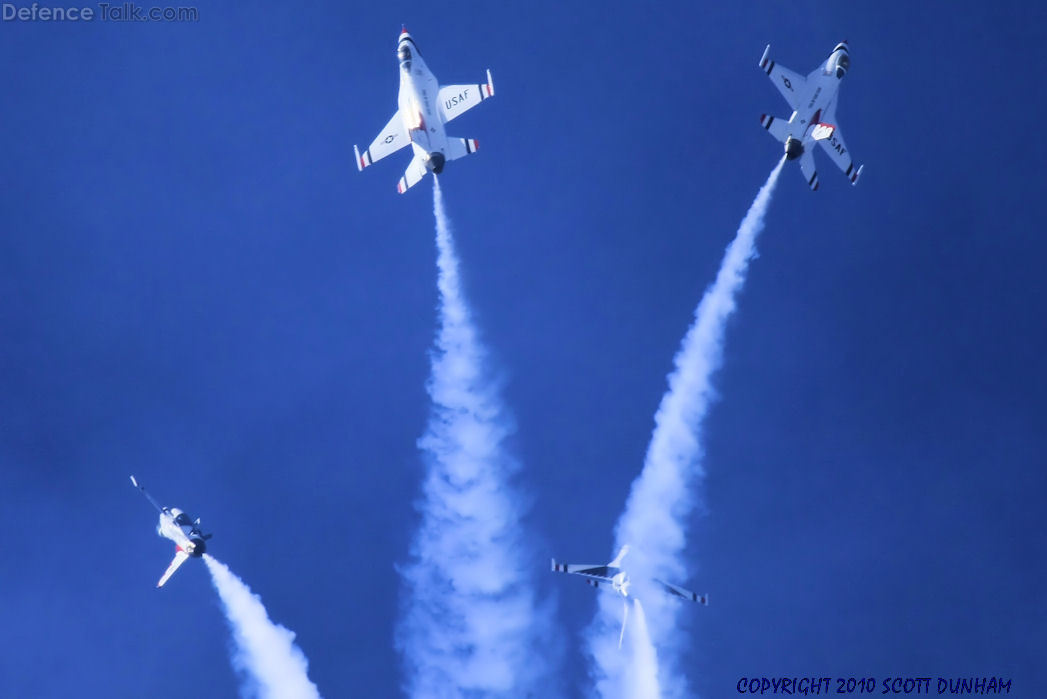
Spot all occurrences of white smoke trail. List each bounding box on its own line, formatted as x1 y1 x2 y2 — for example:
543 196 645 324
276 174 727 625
603 598 657 699
626 599 660 699
203 554 321 699
396 178 556 698
588 158 787 698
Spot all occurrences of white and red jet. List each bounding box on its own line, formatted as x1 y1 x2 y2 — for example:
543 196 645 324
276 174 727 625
551 545 707 648
354 28 494 193
130 476 211 588
758 41 864 190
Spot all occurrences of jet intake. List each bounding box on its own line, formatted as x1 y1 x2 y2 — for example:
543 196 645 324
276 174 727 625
784 136 804 160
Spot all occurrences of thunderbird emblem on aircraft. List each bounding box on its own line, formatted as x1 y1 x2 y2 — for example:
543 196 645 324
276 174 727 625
354 28 494 193
130 476 212 588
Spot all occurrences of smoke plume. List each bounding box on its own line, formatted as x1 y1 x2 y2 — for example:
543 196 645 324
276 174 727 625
203 554 321 699
396 178 556 697
588 158 786 697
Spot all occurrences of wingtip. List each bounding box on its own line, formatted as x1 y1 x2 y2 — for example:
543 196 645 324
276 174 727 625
760 44 771 68
354 145 364 172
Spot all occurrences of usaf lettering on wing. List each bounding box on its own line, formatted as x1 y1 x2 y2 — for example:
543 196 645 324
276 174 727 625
445 89 470 111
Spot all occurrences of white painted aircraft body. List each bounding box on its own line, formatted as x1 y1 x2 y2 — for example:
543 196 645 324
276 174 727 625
758 41 864 190
130 476 211 588
355 28 493 193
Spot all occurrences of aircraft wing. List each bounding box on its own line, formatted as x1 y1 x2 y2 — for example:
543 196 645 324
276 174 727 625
438 70 494 123
551 559 617 583
355 111 409 171
815 123 863 185
157 549 190 588
759 45 806 111
655 579 709 605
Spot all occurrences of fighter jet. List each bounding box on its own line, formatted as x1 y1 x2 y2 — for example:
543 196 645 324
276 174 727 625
758 41 864 190
130 476 211 588
354 28 494 193
551 545 707 648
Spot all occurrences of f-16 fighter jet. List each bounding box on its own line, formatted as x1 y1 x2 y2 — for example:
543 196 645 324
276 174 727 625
551 545 707 648
758 41 864 190
354 28 494 193
130 476 212 588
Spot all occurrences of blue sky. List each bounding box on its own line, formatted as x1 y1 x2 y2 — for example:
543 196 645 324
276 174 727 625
2 1 1045 696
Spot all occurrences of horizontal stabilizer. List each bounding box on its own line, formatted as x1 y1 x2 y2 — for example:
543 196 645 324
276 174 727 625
799 151 819 191
444 137 479 162
759 114 793 144
397 153 429 194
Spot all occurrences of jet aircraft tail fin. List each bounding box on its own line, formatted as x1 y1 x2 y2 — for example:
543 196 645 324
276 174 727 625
608 544 630 569
618 598 629 650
